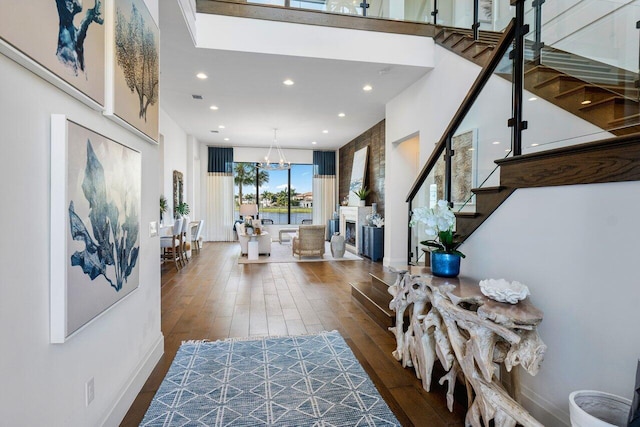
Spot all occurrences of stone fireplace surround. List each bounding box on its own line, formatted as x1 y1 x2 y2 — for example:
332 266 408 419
339 206 372 254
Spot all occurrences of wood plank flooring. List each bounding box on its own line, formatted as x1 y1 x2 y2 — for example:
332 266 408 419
120 242 465 426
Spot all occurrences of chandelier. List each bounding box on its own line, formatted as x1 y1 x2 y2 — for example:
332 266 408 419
258 129 291 170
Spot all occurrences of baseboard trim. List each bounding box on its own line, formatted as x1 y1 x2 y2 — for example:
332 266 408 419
521 384 570 427
101 334 164 427
383 256 409 268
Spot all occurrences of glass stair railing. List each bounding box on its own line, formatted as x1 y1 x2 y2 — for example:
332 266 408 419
234 0 516 28
522 0 640 145
408 27 515 266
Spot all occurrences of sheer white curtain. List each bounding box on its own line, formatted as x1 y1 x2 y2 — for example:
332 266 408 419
312 175 336 226
206 172 235 241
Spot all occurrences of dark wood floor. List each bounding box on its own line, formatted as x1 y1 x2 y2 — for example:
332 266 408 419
120 242 465 426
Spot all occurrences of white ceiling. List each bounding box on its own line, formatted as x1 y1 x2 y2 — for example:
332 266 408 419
158 1 430 150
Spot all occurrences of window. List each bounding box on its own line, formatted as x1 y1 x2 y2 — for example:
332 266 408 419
234 162 312 224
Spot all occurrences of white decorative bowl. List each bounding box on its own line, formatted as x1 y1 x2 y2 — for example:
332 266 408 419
479 278 530 304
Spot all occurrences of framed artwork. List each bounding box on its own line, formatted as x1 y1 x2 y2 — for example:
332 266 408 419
173 170 184 218
479 0 493 23
348 146 369 206
105 0 159 144
50 115 141 343
434 129 478 206
0 0 105 109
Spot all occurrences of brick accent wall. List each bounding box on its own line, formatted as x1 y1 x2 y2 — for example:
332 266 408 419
338 120 385 217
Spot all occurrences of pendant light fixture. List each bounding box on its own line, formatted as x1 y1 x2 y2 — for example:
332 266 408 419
258 128 291 170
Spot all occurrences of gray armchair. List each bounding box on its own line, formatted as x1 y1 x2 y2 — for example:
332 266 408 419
292 225 326 259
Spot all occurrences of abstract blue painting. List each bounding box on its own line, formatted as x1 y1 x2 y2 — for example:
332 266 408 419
50 116 140 342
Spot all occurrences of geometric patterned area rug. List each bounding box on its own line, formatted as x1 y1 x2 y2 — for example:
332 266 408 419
238 241 363 264
140 331 399 426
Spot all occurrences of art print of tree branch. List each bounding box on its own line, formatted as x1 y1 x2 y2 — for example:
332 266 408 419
55 0 104 76
114 2 158 122
68 139 139 292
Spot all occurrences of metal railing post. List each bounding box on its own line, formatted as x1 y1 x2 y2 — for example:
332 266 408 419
360 0 370 16
444 134 453 206
509 0 527 156
532 0 545 65
408 199 413 265
636 20 640 99
431 0 438 25
472 0 480 40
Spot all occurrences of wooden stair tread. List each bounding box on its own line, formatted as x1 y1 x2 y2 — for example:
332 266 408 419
555 84 615 99
369 271 399 288
579 96 637 111
351 281 394 318
455 212 479 218
610 112 640 126
472 186 506 194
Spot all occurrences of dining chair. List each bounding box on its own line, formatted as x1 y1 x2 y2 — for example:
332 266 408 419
190 220 204 253
180 216 190 265
160 218 183 271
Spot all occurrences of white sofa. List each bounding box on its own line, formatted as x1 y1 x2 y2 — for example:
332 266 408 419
237 222 272 256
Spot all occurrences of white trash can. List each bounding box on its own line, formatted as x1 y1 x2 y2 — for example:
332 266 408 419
569 390 631 427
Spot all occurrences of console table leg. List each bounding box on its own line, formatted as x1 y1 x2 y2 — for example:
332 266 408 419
509 366 522 404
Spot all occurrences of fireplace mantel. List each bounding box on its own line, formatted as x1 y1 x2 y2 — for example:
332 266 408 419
339 206 372 254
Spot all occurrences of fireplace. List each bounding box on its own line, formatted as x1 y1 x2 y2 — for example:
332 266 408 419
339 206 372 254
345 221 356 246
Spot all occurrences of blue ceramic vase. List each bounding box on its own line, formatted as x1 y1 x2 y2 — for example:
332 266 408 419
430 252 461 278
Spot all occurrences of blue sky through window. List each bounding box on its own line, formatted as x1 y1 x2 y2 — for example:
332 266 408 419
258 164 312 195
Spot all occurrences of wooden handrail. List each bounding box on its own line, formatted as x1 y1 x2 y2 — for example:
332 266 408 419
405 20 516 202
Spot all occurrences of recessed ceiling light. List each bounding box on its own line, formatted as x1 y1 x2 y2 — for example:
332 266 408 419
531 143 539 147
209 105 219 110
338 112 346 118
311 141 317 145
224 137 230 141
581 100 592 105
528 97 537 101
505 149 511 152
196 73 208 79
492 141 500 145
363 84 373 92
322 130 329 134
218 125 225 129
283 79 294 86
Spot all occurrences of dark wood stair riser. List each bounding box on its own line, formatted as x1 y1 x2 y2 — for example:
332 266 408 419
351 281 395 331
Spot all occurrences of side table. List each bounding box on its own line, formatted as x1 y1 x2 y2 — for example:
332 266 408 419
247 236 259 260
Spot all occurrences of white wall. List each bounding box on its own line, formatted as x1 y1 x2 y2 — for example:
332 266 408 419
385 48 481 266
459 183 640 426
160 107 188 220
0 52 162 425
195 14 435 68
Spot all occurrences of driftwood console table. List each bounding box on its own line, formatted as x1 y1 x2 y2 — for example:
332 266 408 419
388 269 546 427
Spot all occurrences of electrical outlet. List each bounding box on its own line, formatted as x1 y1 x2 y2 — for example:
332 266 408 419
85 377 95 406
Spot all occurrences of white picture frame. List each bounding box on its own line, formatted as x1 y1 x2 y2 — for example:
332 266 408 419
0 0 106 110
50 115 141 343
348 146 369 206
104 0 160 144
434 129 478 207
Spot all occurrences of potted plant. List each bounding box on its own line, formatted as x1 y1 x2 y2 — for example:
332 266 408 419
175 202 190 218
353 186 371 207
160 195 167 224
410 200 465 277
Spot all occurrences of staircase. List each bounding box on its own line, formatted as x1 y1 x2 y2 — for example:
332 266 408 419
351 267 430 332
435 27 640 136
350 270 399 331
